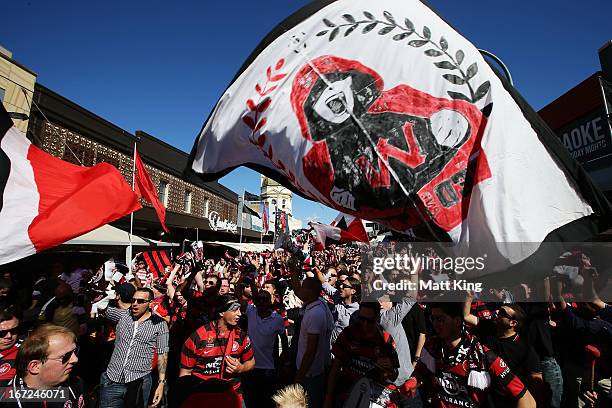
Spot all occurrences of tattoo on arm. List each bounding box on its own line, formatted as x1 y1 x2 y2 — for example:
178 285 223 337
157 353 168 380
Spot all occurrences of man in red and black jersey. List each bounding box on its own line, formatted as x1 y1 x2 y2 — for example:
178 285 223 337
179 295 255 404
0 308 21 387
463 296 544 407
407 302 536 408
326 302 403 408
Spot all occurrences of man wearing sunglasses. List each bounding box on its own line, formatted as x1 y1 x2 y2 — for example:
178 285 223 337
329 277 360 346
100 287 169 408
463 296 544 407
406 302 536 408
178 295 254 406
0 307 21 387
12 324 83 407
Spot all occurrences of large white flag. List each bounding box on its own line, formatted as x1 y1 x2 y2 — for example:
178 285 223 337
188 0 611 274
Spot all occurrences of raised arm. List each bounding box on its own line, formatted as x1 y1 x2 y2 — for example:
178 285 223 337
165 264 182 300
462 292 479 326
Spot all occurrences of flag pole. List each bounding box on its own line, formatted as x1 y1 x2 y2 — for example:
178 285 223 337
239 189 244 256
127 141 137 266
260 200 264 244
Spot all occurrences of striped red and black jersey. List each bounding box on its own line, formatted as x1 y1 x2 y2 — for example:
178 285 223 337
332 324 400 406
180 322 253 393
170 299 188 327
151 296 170 319
0 339 22 387
415 334 527 408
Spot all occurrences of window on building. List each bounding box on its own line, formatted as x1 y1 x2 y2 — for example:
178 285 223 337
203 198 209 218
272 199 277 206
282 199 286 208
158 180 168 206
0 88 5 102
184 190 192 213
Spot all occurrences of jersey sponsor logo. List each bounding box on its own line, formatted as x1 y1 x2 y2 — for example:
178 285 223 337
437 372 468 397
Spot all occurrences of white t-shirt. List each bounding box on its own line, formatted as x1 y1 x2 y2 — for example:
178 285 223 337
296 299 333 377
246 304 285 369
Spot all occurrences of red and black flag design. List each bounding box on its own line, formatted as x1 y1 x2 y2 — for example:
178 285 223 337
0 104 141 265
142 250 173 279
187 0 612 278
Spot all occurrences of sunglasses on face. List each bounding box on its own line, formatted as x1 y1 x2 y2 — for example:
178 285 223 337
339 283 353 290
329 274 337 278
132 298 151 304
206 280 216 285
0 326 19 338
496 308 514 320
47 346 79 365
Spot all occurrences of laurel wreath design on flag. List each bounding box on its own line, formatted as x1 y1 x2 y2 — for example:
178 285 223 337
316 11 491 104
243 58 309 194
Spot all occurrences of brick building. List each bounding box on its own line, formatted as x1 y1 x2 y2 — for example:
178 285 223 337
538 40 612 201
27 83 261 243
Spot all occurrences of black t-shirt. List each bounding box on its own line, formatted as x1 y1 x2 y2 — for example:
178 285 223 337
523 303 554 359
6 376 85 408
401 304 426 359
477 320 541 380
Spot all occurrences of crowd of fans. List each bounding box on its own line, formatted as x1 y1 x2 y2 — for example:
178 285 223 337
0 239 609 408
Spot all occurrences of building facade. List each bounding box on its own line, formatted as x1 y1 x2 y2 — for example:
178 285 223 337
27 83 260 242
538 40 612 200
0 46 36 134
260 175 303 231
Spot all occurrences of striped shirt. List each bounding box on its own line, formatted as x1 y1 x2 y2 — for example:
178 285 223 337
105 307 169 383
180 322 253 393
415 333 526 408
0 339 22 387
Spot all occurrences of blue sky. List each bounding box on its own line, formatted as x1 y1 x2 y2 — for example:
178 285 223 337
2 0 610 224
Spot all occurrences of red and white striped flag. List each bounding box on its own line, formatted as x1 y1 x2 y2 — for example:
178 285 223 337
0 105 141 265
310 213 369 250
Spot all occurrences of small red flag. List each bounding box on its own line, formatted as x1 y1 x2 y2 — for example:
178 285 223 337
263 204 269 234
134 149 169 232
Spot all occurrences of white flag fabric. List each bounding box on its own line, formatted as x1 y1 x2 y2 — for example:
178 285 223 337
188 0 611 273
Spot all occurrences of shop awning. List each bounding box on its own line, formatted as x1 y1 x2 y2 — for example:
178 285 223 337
65 224 149 246
143 238 179 247
205 241 274 252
